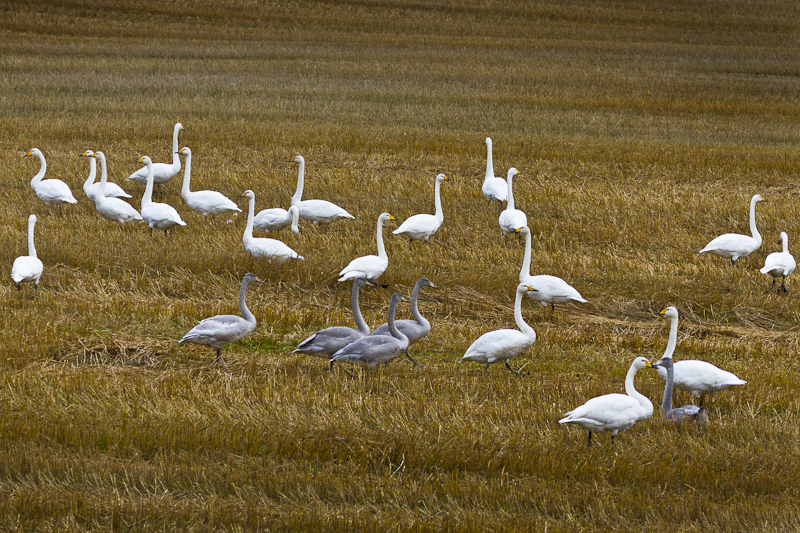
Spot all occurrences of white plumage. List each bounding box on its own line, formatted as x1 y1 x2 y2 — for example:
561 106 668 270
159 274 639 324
91 152 143 224
177 147 242 217
80 150 131 201
482 137 508 203
699 194 764 265
338 212 395 282
24 148 78 206
290 155 355 224
498 168 526 234
393 174 449 242
126 123 183 185
11 214 44 299
138 156 187 234
517 226 587 310
241 190 304 262
254 205 300 234
760 231 796 292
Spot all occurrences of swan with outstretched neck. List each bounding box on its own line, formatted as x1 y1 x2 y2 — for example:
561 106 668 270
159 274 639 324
90 152 143 224
178 147 241 217
760 231 796 292
699 194 764 265
517 226 586 310
338 212 395 283
498 168 526 234
80 150 131 201
126 122 183 185
138 156 187 235
393 174 450 242
482 137 507 204
371 277 437 366
11 214 45 299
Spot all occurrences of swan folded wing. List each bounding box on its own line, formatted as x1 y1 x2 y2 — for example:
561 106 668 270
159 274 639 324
338 255 386 281
330 336 405 366
559 393 646 432
96 198 143 222
761 252 795 276
254 208 290 231
298 199 354 222
393 214 440 240
127 162 179 184
293 327 364 356
663 360 747 394
180 315 253 346
699 233 758 258
245 238 303 261
371 320 428 344
11 256 43 283
460 329 533 363
523 275 587 305
142 203 186 228
34 180 78 205
87 182 131 200
187 190 241 215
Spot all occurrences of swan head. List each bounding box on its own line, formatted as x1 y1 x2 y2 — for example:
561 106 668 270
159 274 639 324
485 137 492 146
435 173 449 183
779 231 789 244
137 156 153 166
515 226 531 237
80 150 95 158
175 122 184 132
354 277 376 289
238 189 255 201
659 306 679 320
24 148 42 158
390 293 409 305
417 277 438 290
290 155 305 164
29 214 37 225
94 151 106 163
752 194 764 204
379 212 396 223
507 167 519 179
651 356 673 371
518 283 536 295
242 272 264 285
631 356 654 370
178 147 191 157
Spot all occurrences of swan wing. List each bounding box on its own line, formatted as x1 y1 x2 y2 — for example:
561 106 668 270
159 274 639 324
33 179 78 205
96 197 143 223
185 190 241 215
559 393 646 432
142 202 187 229
253 208 290 231
338 255 387 281
659 360 747 394
699 233 759 259
298 199 354 223
460 329 534 364
293 327 364 357
245 237 303 261
393 214 441 240
522 274 587 305
179 315 254 347
761 251 796 276
331 335 406 365
482 177 508 202
371 319 429 344
127 161 180 184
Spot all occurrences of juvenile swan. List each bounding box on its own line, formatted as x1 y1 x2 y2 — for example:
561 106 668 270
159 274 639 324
393 174 450 242
760 231 796 292
699 194 764 265
371 277 437 366
652 356 709 424
11 214 44 299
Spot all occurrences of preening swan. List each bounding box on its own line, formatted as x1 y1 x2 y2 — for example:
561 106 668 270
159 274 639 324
138 156 187 235
393 174 450 243
126 122 183 185
178 147 242 217
498 168 527 234
289 155 355 224
559 357 655 446
652 356 709 424
458 283 537 375
371 277 437 366
240 190 304 262
699 194 764 265
517 226 587 310
482 137 508 204
91 152 143 224
329 292 409 373
24 148 78 206
760 231 796 292
338 212 395 283
80 150 131 202
293 278 374 358
179 273 263 364
11 214 44 299
656 306 746 405
254 205 300 234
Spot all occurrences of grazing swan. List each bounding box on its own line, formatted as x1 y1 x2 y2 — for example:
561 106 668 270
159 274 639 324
656 306 746 405
24 148 78 206
482 137 508 204
178 147 242 217
458 283 537 375
498 168 527 234
126 122 183 185
138 156 187 234
91 152 143 224
559 357 655 446
393 174 450 243
371 277 437 366
179 272 263 364
11 214 44 299
240 190 304 262
289 155 355 223
254 205 300 234
329 293 409 373
699 194 764 265
760 231 796 292
338 212 395 283
517 226 587 310
293 278 374 358
652 357 709 424
80 150 131 201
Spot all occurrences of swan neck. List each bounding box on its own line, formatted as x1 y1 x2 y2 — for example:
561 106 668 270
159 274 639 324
485 141 494 180
506 173 515 210
141 164 155 206
238 278 256 324
624 363 650 408
749 197 761 241
244 195 255 242
291 160 305 205
513 287 535 336
387 298 408 344
410 282 427 327
171 126 181 160
520 229 532 281
290 207 299 233
433 178 444 222
97 155 107 196
181 153 192 196
661 363 674 416
27 218 37 259
351 281 370 335
83 158 97 188
376 216 387 259
31 152 46 184
663 316 678 359
783 234 789 253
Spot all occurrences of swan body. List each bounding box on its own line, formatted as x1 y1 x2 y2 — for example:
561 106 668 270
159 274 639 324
11 214 44 298
241 190 303 262
290 155 355 223
482 137 508 203
179 273 263 363
653 356 709 424
458 283 537 375
699 194 764 265
498 168 527 234
517 226 586 309
24 148 78 205
393 174 449 242
126 123 183 184
760 231 796 291
656 306 747 405
91 152 143 224
559 357 655 446
338 212 395 282
178 147 242 216
138 156 187 234
371 277 437 366
293 278 374 358
254 205 300 233
80 150 131 201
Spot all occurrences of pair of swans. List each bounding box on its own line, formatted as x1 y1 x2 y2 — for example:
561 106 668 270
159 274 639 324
482 137 508 204
517 226 587 310
178 147 242 217
393 174 449 243
85 152 143 224
289 155 354 224
760 231 796 292
126 122 184 186
24 148 78 206
339 212 395 283
498 168 527 234
11 214 44 299
240 190 304 262
80 150 132 201
138 156 187 234
699 194 764 265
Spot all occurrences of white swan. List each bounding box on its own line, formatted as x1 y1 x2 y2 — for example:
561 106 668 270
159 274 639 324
517 226 587 310
656 306 747 405
126 122 183 185
371 277 437 366
80 150 132 202
11 214 44 299
138 156 187 234
699 194 764 265
254 205 300 234
498 168 527 234
458 283 537 375
760 231 796 292
338 212 395 282
289 155 355 223
393 174 449 242
179 272 263 364
482 137 508 204
177 147 242 217
24 148 78 205
241 190 304 262
559 357 655 446
91 152 143 224
652 356 709 424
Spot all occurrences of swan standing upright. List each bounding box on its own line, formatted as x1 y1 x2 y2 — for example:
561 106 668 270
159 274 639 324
760 231 796 292
178 147 242 217
11 214 44 299
254 205 300 234
240 190 304 262
91 152 143 224
24 148 78 206
559 357 655 446
289 155 355 224
371 277 437 366
80 150 131 202
138 156 187 235
482 137 508 204
699 194 764 265
517 226 587 310
458 283 537 375
393 174 450 243
338 212 395 283
652 356 709 424
126 122 184 186
498 168 527 234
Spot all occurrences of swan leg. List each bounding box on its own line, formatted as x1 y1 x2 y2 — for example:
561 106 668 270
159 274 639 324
15 282 21 291
329 360 336 375
214 347 225 365
586 432 592 447
504 360 520 376
781 275 788 292
404 350 420 367
484 362 491 374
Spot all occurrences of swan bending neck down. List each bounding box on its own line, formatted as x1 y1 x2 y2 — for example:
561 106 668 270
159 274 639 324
338 212 395 283
138 156 187 235
126 122 183 185
699 194 764 265
91 152 143 224
392 174 450 243
11 214 44 299
760 231 796 292
517 226 587 310
289 155 355 224
653 357 709 424
498 168 527 234
241 190 304 262
559 357 655 446
178 147 242 217
482 137 507 204
24 148 78 205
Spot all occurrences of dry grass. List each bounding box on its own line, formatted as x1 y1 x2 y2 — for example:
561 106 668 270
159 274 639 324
2 0 800 530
